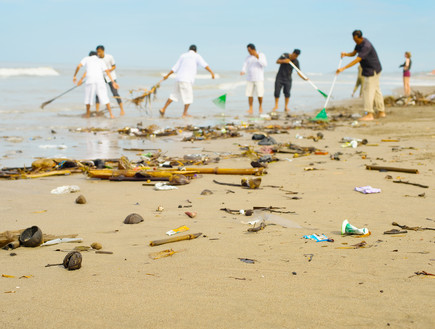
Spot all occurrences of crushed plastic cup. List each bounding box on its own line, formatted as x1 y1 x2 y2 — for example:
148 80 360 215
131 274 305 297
51 185 80 194
341 219 370 235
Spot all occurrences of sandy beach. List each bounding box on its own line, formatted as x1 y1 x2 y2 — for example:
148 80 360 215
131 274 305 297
1 99 435 328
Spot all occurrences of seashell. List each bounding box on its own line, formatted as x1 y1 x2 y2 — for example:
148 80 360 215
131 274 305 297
124 213 144 224
63 251 82 271
91 242 102 250
75 195 87 204
200 189 213 195
248 178 262 189
185 211 197 218
156 206 164 212
19 226 43 247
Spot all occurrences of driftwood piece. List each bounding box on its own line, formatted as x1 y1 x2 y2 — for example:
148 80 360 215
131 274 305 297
393 180 428 188
366 165 419 174
149 233 202 247
392 222 435 231
0 230 78 249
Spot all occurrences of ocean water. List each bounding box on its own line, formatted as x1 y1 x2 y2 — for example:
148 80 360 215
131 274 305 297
1 63 434 167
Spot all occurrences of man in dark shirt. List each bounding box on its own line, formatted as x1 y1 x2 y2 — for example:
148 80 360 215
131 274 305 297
273 49 305 112
337 30 385 121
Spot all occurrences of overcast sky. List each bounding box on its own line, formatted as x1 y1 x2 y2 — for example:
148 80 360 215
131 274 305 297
1 0 434 73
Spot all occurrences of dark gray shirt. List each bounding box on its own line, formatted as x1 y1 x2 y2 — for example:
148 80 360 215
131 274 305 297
354 39 382 77
276 53 299 81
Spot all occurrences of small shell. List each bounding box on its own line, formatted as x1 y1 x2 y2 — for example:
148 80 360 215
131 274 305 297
200 189 213 195
156 206 164 212
185 211 197 218
124 213 144 224
75 195 87 204
63 251 82 271
90 242 102 250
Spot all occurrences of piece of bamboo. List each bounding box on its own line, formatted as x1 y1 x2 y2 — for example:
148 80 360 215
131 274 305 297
365 165 419 174
24 170 72 179
184 167 264 175
149 233 202 247
88 169 197 179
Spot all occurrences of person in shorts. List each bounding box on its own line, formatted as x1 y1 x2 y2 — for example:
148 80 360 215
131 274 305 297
159 45 215 118
241 43 267 115
73 51 118 119
95 45 125 116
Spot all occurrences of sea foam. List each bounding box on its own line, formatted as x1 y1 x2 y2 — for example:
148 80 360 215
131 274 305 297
0 67 59 78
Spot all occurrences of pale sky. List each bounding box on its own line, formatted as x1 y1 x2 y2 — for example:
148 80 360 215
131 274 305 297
1 0 434 73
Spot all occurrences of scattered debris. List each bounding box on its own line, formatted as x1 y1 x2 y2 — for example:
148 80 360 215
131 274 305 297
75 195 87 204
149 233 202 247
247 222 266 232
355 186 381 194
303 234 334 242
238 258 256 264
166 225 190 236
91 242 102 250
366 165 419 174
393 180 428 188
185 212 197 218
304 254 314 262
149 249 179 260
51 185 80 194
342 220 370 236
392 222 435 231
384 229 407 235
124 213 144 224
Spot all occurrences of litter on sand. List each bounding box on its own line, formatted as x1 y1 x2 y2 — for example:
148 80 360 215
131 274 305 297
154 182 178 191
303 234 334 242
355 186 381 194
166 225 190 236
149 249 179 260
41 238 83 246
50 185 80 194
341 220 370 236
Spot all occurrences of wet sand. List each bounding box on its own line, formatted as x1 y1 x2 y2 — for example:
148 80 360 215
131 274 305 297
1 104 434 328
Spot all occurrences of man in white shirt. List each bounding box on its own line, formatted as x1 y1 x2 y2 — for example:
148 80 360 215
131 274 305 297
159 45 215 118
241 43 267 114
73 51 119 119
95 45 125 116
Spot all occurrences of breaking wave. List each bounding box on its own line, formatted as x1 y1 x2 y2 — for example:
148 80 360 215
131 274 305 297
0 67 60 78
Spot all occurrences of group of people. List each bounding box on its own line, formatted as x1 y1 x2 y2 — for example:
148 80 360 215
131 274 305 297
73 29 410 122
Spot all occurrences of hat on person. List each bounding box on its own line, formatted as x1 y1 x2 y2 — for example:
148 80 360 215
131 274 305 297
293 49 301 55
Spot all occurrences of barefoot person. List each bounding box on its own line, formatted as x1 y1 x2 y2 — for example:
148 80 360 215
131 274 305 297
95 45 125 116
159 45 215 118
73 51 119 119
241 43 267 114
272 49 306 112
337 30 385 121
400 51 412 97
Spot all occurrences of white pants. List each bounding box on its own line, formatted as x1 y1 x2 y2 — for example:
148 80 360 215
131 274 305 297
169 81 193 105
84 83 109 105
246 81 264 98
362 72 384 114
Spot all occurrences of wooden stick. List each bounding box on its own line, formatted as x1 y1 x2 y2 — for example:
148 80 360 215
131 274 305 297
184 167 264 175
393 180 428 188
149 233 202 247
365 165 419 174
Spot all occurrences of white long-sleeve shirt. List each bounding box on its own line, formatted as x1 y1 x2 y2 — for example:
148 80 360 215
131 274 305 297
172 50 208 84
241 53 267 82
